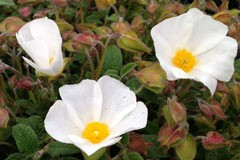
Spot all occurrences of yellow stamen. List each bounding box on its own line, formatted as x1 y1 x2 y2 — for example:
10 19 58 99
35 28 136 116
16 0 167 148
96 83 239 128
172 49 196 72
49 57 54 65
82 122 109 144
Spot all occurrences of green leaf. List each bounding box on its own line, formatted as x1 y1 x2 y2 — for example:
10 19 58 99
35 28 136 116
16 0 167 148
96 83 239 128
126 78 141 92
5 153 25 160
12 124 39 154
120 133 129 146
104 69 121 79
175 134 197 160
120 62 137 78
47 141 81 157
16 115 44 137
103 45 123 72
0 0 15 6
123 152 144 160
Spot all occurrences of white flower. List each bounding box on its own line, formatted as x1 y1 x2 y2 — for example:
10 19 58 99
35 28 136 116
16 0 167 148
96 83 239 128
151 8 238 95
44 76 148 156
16 17 63 76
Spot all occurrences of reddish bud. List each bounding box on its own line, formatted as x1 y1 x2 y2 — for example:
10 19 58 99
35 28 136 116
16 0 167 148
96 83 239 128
73 32 98 47
202 131 230 150
147 0 159 14
54 0 68 7
16 77 34 91
129 133 149 155
158 123 188 148
168 97 186 123
199 104 213 120
0 108 9 128
210 101 227 120
33 9 50 18
216 81 228 93
18 6 32 18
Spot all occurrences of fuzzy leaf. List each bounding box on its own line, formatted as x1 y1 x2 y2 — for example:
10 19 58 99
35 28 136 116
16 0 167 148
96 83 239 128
12 124 39 154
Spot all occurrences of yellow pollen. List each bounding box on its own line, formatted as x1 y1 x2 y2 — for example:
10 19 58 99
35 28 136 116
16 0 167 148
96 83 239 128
49 57 54 65
172 49 196 72
82 122 110 144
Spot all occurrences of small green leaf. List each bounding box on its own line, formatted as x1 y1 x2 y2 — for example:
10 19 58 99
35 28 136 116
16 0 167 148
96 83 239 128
103 45 123 72
104 69 120 79
47 141 81 157
123 152 144 160
175 134 197 160
16 115 44 137
12 124 39 154
5 153 25 160
120 62 137 78
0 0 15 6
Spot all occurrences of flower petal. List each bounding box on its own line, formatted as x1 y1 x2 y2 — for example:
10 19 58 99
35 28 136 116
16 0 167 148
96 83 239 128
151 8 195 52
17 23 34 43
22 57 55 75
98 76 137 128
190 69 218 95
109 102 148 139
51 47 64 74
29 17 62 58
44 100 83 143
185 8 228 55
17 38 50 68
195 37 238 81
68 135 121 156
59 80 102 126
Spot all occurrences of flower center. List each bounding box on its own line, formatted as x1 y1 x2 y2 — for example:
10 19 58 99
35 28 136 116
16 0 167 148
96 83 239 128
82 122 110 144
172 49 196 73
49 57 54 65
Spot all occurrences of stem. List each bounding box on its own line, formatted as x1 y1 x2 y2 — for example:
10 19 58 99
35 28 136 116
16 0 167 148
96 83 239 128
29 91 37 105
5 106 17 121
50 0 60 20
111 5 120 21
84 49 95 79
95 34 115 80
0 60 23 76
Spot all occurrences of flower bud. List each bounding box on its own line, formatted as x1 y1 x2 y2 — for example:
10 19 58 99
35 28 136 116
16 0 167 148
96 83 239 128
129 133 149 155
33 9 50 18
111 21 130 34
199 104 213 120
8 75 18 88
73 32 98 46
0 93 6 107
202 131 230 150
18 6 32 18
147 0 159 14
54 0 68 7
158 123 188 148
0 17 25 36
216 81 228 93
56 19 74 33
95 26 113 37
168 97 186 123
131 16 144 33
210 101 227 120
117 29 152 54
166 2 185 15
16 77 34 91
95 0 116 10
135 64 166 94
0 108 9 128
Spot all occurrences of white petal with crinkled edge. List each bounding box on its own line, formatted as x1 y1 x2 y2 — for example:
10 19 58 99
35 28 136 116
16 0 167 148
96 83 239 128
59 80 103 126
98 76 137 128
185 8 228 55
190 69 218 95
151 8 194 52
44 100 83 143
195 36 238 81
68 135 121 156
29 17 62 58
109 102 148 139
